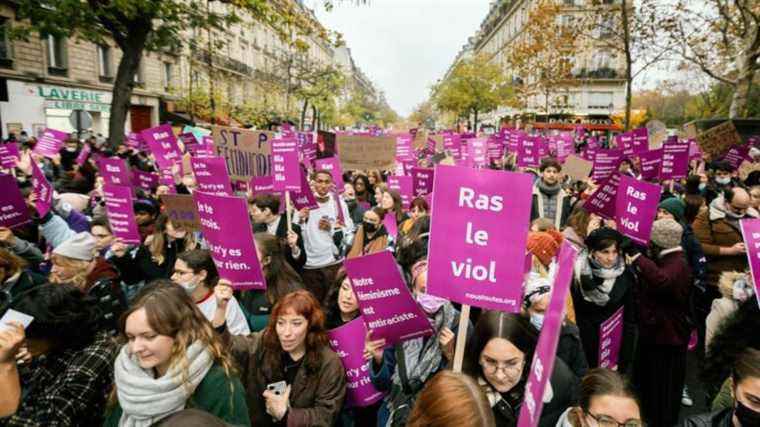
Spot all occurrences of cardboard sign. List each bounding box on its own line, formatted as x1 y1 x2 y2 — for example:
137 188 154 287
739 218 760 310
696 120 742 158
336 135 396 170
103 184 141 245
344 251 434 347
592 149 623 183
660 139 690 180
598 306 625 370
614 176 661 245
0 174 31 228
271 139 301 193
517 135 540 168
638 149 662 181
193 191 265 290
131 169 159 192
518 242 579 427
33 128 68 157
563 155 593 182
427 165 533 312
395 134 413 161
212 126 274 181
161 194 201 231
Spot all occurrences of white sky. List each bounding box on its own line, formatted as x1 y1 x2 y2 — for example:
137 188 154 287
313 0 491 118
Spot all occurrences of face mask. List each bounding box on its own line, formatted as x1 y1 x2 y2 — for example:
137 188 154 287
698 183 706 191
65 147 77 152
716 176 731 185
735 400 760 426
363 221 377 233
179 281 198 295
529 312 544 330
417 292 447 315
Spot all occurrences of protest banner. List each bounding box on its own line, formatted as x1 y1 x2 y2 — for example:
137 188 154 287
75 143 91 166
191 156 233 196
739 219 760 309
103 184 141 245
660 139 690 180
387 175 413 209
615 176 661 245
314 157 345 191
0 174 31 228
30 161 52 217
395 134 413 161
336 134 396 170
443 133 462 160
598 306 625 370
141 124 183 170
411 167 434 196
695 120 742 158
592 149 622 183
724 145 749 170
131 169 159 192
0 143 19 169
98 157 131 186
344 251 434 347
630 127 649 154
211 125 273 181
562 155 593 182
161 194 201 231
517 242 579 427
271 139 301 193
327 318 387 408
638 149 662 181
193 191 265 289
33 128 68 157
289 169 319 211
517 135 540 168
427 164 532 312
583 172 621 220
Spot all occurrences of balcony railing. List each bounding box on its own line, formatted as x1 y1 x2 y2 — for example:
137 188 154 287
572 67 622 79
197 50 254 76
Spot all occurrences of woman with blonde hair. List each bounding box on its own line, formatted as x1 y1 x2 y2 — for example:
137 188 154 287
104 280 250 426
407 370 495 427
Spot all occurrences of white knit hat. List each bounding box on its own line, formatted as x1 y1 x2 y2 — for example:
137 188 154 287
53 232 96 261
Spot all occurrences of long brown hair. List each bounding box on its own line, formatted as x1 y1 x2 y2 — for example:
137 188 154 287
254 233 303 305
148 215 197 265
407 370 495 427
0 248 27 282
383 189 405 223
261 290 328 375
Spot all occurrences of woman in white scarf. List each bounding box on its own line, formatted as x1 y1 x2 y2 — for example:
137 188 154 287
104 280 250 427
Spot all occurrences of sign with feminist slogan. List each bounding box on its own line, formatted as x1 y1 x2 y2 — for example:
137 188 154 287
75 143 91 166
630 127 649 154
614 175 661 245
98 157 131 186
738 219 760 309
131 169 159 192
412 167 434 196
592 149 623 183
289 169 319 211
0 174 31 228
193 191 265 290
102 184 141 245
190 156 233 196
387 175 413 209
395 134 413 161
336 135 396 171
466 138 488 168
660 138 690 180
33 128 68 157
443 133 462 160
598 306 625 370
695 120 742 158
0 143 19 169
271 139 301 193
427 165 533 312
30 161 53 217
344 251 434 347
518 241 579 427
638 149 662 181
161 194 201 232
212 126 274 182
517 135 540 168
583 172 621 220
141 124 183 170
327 318 387 408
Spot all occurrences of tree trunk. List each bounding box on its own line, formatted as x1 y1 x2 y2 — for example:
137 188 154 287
108 33 148 148
730 52 756 118
312 104 318 131
300 99 309 130
473 109 479 133
621 0 633 131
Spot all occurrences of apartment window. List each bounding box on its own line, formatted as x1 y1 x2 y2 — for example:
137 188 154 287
588 91 614 109
97 45 112 80
163 62 173 91
133 62 144 86
0 18 11 68
46 34 67 75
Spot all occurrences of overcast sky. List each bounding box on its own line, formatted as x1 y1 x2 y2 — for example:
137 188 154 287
313 0 491 118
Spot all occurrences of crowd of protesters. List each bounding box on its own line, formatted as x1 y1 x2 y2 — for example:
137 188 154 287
0 126 757 427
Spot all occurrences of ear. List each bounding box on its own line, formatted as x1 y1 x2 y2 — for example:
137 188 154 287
198 269 208 282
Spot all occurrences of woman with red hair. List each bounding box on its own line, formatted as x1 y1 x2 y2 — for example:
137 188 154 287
216 281 347 426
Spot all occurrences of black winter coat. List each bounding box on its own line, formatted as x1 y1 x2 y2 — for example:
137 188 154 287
680 409 733 427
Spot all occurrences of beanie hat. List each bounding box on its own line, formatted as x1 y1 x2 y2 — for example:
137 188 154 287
650 218 683 250
53 232 96 261
584 227 623 252
657 197 685 222
523 271 552 308
133 199 157 215
526 230 564 267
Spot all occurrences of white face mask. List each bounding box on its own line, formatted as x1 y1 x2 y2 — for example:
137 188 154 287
716 176 731 185
529 312 544 330
179 280 198 295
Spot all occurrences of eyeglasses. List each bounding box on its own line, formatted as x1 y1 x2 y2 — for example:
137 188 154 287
585 410 644 427
479 356 524 376
173 269 194 276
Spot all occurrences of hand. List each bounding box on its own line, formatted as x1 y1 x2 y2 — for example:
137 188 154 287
16 152 32 175
318 218 331 232
110 238 129 257
727 242 746 255
298 208 310 223
170 162 181 178
50 153 61 166
0 322 25 364
333 220 344 231
438 327 455 361
604 219 617 230
0 227 16 245
263 384 291 421
214 281 234 311
15 346 30 365
364 330 386 365
286 230 298 249
587 214 602 235
25 192 38 210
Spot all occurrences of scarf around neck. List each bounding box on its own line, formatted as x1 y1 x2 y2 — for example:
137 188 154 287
575 252 625 306
537 179 561 196
114 341 214 427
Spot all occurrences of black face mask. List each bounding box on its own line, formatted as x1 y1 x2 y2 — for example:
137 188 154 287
363 221 377 234
736 400 760 426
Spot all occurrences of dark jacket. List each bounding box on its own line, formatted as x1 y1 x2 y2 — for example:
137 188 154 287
557 323 589 378
266 215 306 272
632 248 693 346
680 408 734 427
84 257 127 336
225 330 347 427
110 236 190 285
0 270 45 313
682 224 707 288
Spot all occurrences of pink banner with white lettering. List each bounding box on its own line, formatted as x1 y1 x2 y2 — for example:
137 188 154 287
387 175 413 209
738 219 760 310
103 184 141 245
614 175 661 245
30 161 52 217
191 156 232 196
33 128 68 157
98 157 131 186
141 124 182 170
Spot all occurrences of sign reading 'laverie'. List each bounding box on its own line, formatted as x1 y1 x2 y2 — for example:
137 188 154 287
33 84 111 112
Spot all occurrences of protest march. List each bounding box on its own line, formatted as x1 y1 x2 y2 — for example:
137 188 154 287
0 120 758 427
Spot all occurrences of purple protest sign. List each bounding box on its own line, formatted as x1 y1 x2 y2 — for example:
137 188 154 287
0 143 19 169
383 213 398 237
466 138 488 168
271 139 300 193
739 218 760 309
314 157 345 191
427 165 532 312
33 128 68 157
98 157 131 186
0 174 31 228
131 170 159 192
328 318 387 407
395 134 413 161
443 134 462 159
593 149 623 183
178 132 198 149
487 135 505 161
660 139 690 180
630 128 649 154
615 175 661 245
387 175 413 209
517 135 540 168
583 172 621 220
158 166 177 193
723 145 748 170
191 156 232 196
103 184 141 245
345 251 434 346
598 306 625 370
638 149 662 181
290 169 319 210
555 134 574 162
412 167 434 196
75 143 91 166
141 124 182 169
248 175 285 214
30 161 52 217
125 132 143 149
518 242 579 427
193 191 265 290
426 137 436 153
688 139 702 161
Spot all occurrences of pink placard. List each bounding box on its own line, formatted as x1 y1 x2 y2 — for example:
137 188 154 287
103 184 141 245
583 172 621 220
191 156 233 196
141 124 182 170
592 149 623 183
638 149 662 181
33 128 68 157
131 170 159 192
598 306 625 370
614 175 661 245
739 219 760 310
30 161 52 217
98 157 131 186
387 175 413 209
411 167 434 196
0 174 31 228
75 143 91 166
0 143 19 169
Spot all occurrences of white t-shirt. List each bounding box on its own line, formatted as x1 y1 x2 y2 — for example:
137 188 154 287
196 293 250 335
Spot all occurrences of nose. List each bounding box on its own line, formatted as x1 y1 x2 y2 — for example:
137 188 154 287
131 338 146 353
